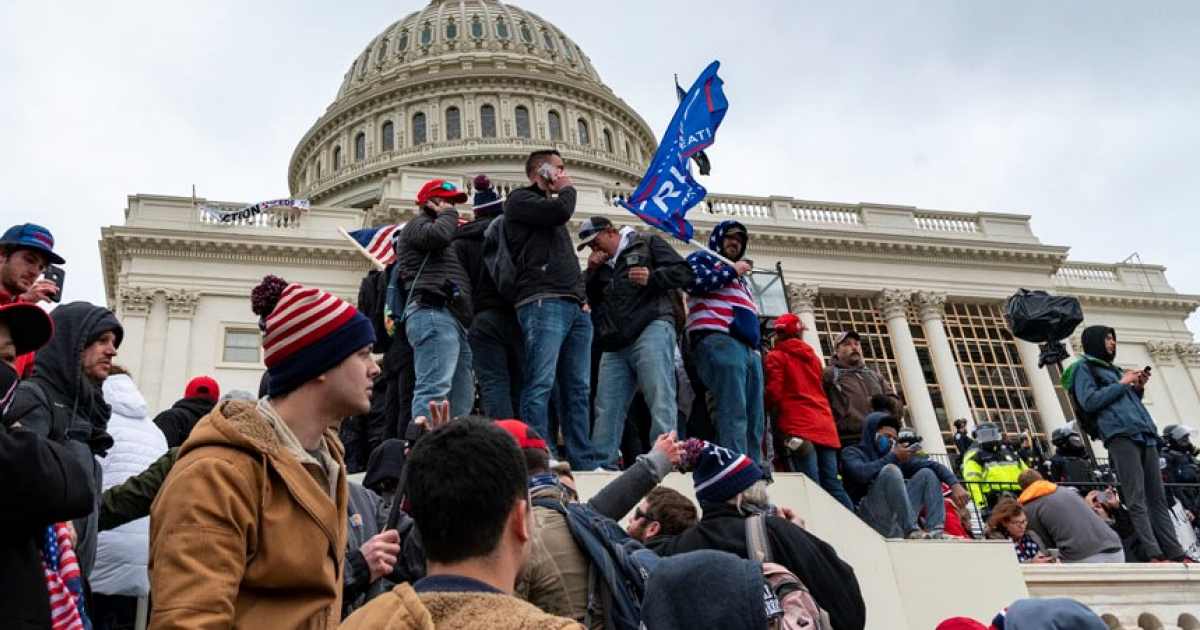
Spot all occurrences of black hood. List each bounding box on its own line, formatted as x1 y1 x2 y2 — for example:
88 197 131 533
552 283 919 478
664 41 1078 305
30 301 123 413
172 396 217 416
1080 325 1115 362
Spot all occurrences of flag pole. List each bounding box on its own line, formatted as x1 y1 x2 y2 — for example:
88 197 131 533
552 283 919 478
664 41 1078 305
677 235 737 267
337 227 385 271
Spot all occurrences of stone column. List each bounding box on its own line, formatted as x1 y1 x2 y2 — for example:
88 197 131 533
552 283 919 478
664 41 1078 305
159 291 199 412
117 287 154 382
914 291 974 429
1177 343 1200 405
876 289 945 455
139 291 169 411
786 283 823 357
1015 339 1069 436
1147 341 1199 425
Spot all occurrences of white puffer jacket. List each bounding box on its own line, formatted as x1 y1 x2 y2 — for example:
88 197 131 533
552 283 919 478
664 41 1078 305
92 374 168 597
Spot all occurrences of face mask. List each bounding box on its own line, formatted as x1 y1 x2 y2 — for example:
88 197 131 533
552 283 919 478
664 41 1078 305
875 435 892 456
0 362 18 413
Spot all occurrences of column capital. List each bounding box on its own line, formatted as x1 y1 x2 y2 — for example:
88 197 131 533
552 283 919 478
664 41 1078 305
1175 342 1200 366
120 287 155 316
1146 340 1177 365
786 283 819 313
914 291 948 321
166 290 199 318
876 288 912 320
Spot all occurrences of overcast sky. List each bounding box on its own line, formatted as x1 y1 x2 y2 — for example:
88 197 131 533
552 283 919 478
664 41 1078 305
2 1 1197 334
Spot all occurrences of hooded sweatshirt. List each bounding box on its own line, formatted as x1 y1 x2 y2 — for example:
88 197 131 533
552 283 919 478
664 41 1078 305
5 300 124 576
640 549 767 630
1018 480 1123 562
1061 325 1158 446
684 220 760 348
153 395 217 448
93 374 168 597
841 411 958 504
451 206 509 315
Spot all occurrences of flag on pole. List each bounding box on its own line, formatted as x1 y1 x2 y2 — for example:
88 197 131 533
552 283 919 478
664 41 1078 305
345 224 402 267
676 76 712 176
619 61 728 243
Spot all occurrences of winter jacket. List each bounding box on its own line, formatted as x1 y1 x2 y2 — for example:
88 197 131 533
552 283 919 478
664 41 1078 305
452 208 510 315
586 229 691 352
99 447 178 531
764 337 841 448
684 220 759 348
1064 325 1159 447
343 482 395 618
502 184 586 307
822 359 893 450
1163 448 1200 515
961 446 1028 511
5 301 123 577
396 205 473 326
148 399 348 629
0 429 94 630
641 549 767 630
653 503 866 630
152 396 217 448
841 411 959 505
341 579 583 630
93 374 168 597
1018 480 1124 562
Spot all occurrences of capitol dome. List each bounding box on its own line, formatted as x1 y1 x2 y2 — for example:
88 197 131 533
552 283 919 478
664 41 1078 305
289 0 657 207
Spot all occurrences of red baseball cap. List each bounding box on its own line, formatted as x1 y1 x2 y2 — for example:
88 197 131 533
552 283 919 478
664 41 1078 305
494 419 549 451
185 376 220 400
416 179 469 206
773 313 802 336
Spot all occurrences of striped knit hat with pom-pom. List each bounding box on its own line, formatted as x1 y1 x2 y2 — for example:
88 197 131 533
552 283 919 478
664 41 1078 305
680 438 765 505
251 275 375 396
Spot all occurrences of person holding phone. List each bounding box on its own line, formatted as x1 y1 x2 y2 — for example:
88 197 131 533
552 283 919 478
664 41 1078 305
0 223 65 305
985 498 1057 563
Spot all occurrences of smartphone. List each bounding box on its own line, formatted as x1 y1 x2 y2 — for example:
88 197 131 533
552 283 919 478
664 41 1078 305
43 265 65 303
1046 548 1061 559
403 421 425 447
536 162 556 181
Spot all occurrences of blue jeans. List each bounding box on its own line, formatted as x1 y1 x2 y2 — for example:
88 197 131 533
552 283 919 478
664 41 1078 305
592 320 678 470
469 308 524 420
789 445 854 510
692 332 765 464
518 299 594 470
405 306 474 420
856 465 944 537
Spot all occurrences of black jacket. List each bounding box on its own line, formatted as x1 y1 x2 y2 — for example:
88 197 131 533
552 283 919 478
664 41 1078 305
653 503 866 630
451 209 509 314
153 396 217 448
395 205 472 325
586 231 691 351
502 184 586 306
0 429 95 629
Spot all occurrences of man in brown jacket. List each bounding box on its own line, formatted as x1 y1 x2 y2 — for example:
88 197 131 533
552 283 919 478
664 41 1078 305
149 276 379 629
822 329 898 450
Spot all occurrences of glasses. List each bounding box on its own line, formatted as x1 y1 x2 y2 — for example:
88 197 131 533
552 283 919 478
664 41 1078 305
436 181 458 192
1009 518 1028 527
634 507 656 522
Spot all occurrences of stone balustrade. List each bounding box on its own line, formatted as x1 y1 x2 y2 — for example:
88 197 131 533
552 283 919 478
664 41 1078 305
1023 564 1200 629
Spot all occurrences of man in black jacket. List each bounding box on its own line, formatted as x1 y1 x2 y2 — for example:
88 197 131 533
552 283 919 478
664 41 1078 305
153 375 220 448
504 150 594 469
396 179 475 420
453 175 524 419
581 217 691 470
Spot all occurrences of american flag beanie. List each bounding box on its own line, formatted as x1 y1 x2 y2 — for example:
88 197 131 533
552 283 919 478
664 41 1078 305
251 275 375 396
682 439 765 504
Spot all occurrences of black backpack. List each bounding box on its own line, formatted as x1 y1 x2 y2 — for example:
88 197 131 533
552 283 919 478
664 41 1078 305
482 215 519 298
1066 361 1105 440
356 263 395 354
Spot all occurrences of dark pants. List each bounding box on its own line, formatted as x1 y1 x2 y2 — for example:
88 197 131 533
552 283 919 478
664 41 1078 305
92 593 138 630
469 308 525 419
1109 436 1184 559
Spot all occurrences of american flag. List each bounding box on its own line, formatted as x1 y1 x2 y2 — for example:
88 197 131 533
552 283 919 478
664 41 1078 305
347 223 402 266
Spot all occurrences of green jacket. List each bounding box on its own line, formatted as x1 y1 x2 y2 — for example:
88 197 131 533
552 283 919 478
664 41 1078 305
99 447 178 531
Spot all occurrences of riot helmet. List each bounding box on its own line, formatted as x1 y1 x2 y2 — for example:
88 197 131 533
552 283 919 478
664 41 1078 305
1051 422 1086 456
974 422 1002 452
1163 425 1196 455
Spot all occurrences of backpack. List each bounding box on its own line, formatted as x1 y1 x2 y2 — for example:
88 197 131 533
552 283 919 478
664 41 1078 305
356 264 394 354
1066 361 1105 440
532 498 660 630
483 215 519 298
745 514 829 630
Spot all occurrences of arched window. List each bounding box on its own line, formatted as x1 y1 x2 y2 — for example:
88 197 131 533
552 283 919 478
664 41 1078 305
561 40 574 61
376 42 388 62
354 132 366 161
624 140 631 157
315 159 322 178
445 20 458 40
577 119 590 146
412 113 427 145
496 20 510 39
514 106 531 138
358 56 368 76
520 23 533 43
603 129 613 153
397 31 410 51
420 23 433 45
542 31 557 52
445 107 462 140
333 146 342 169
548 110 562 141
381 121 395 152
480 104 497 138
470 17 484 39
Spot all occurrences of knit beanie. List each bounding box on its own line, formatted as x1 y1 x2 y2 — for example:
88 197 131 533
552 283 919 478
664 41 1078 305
251 275 375 396
472 174 503 213
681 439 764 504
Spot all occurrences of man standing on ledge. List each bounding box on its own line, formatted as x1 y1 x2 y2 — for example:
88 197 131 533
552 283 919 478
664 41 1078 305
504 150 594 470
149 275 379 628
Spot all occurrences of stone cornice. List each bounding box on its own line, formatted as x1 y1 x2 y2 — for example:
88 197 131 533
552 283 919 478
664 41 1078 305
1072 292 1200 316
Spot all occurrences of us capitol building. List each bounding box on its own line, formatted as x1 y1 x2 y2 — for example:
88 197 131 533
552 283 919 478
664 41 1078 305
100 1 1200 625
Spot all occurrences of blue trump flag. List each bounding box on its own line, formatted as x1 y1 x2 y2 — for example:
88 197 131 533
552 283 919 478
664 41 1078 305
619 61 727 242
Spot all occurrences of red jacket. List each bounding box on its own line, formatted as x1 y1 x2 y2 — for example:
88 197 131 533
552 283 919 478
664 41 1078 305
764 338 840 448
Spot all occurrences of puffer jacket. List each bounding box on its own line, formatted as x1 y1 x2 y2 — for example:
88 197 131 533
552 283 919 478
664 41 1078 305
93 374 168 597
765 337 841 448
822 359 893 450
502 184 586 306
148 399 348 629
396 205 473 326
586 229 691 352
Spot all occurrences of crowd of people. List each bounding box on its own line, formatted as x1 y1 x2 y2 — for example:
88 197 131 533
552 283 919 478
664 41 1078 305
0 148 1194 628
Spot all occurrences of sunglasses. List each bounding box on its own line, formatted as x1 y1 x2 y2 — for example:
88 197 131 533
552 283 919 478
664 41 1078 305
634 507 656 522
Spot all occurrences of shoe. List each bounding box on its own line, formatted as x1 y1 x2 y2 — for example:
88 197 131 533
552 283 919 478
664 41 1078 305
905 530 931 540
1168 556 1195 564
1149 557 1172 563
925 529 966 540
